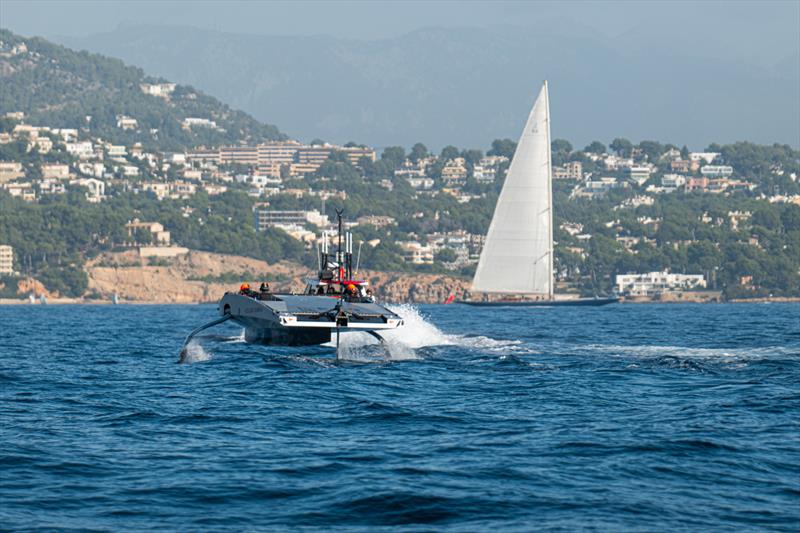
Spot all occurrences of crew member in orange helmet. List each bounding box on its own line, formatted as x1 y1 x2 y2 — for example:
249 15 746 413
346 283 358 298
239 282 251 296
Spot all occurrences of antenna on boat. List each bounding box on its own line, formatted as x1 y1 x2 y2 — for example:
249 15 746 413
335 209 344 281
320 231 329 271
345 231 353 280
355 240 363 275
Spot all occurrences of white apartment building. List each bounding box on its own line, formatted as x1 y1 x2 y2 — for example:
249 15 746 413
661 174 687 188
394 160 427 179
0 162 24 182
398 241 434 265
701 165 734 178
472 164 496 183
108 145 127 157
40 179 67 195
41 163 70 180
140 83 176 97
472 155 508 183
34 136 53 153
441 158 467 185
616 271 706 296
553 161 583 180
116 115 138 130
77 162 105 178
626 165 653 186
3 182 35 201
183 117 217 129
0 245 13 275
356 215 396 228
407 177 435 190
52 128 78 142
257 141 301 164
74 178 105 202
253 209 329 232
125 220 171 245
690 152 720 164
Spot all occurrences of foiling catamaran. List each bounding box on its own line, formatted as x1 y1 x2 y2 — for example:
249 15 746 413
179 212 403 362
462 81 617 307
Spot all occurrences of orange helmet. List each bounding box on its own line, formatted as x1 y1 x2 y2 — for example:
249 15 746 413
347 283 356 291
240 283 250 291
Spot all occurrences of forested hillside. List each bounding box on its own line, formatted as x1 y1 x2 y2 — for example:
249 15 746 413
0 29 284 151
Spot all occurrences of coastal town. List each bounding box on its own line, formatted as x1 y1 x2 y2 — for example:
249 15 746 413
1 33 799 303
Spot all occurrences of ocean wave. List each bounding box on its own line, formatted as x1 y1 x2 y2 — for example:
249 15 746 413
573 343 798 362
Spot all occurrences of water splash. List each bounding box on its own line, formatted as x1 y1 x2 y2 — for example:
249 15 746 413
224 329 246 344
328 304 524 362
387 304 524 352
179 339 213 364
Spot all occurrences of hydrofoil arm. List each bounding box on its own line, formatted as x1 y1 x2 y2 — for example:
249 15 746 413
178 314 231 363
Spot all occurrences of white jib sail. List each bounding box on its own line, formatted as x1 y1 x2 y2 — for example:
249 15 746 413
472 81 553 296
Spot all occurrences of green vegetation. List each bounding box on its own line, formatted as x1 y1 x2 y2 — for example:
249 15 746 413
0 29 284 151
3 137 798 298
0 29 798 300
0 190 307 296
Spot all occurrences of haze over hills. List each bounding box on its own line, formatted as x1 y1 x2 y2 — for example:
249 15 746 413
56 23 800 150
0 28 284 151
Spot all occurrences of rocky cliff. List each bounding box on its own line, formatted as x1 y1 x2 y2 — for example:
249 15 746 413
85 250 470 304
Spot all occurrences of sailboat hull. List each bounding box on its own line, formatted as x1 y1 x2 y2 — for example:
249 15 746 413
459 297 619 307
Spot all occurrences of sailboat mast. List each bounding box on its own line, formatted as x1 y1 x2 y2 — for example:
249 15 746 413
544 80 554 301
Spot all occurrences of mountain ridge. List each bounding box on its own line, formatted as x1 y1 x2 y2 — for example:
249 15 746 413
55 23 800 150
0 28 285 151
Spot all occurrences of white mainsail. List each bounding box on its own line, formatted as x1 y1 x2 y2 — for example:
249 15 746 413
472 81 553 297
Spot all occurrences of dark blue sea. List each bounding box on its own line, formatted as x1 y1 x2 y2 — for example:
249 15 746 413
1 303 798 531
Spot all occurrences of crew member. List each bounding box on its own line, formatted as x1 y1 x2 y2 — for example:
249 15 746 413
239 282 253 297
258 282 271 300
346 283 358 299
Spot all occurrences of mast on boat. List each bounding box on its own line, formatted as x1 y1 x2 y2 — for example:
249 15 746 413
544 81 554 301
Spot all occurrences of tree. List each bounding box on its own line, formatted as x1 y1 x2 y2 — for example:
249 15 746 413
440 145 460 161
488 138 516 159
461 149 483 167
310 138 325 146
638 140 664 162
327 150 352 164
409 142 428 162
551 139 573 154
551 139 573 167
610 138 633 157
781 205 800 232
435 248 457 263
380 146 406 169
752 207 781 232
584 141 606 154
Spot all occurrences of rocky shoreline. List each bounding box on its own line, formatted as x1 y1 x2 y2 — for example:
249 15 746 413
2 250 798 305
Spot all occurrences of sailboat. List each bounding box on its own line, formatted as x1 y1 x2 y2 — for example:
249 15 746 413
462 81 617 307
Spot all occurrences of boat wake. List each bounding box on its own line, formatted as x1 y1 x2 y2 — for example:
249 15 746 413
181 305 525 364
571 343 797 370
329 304 524 362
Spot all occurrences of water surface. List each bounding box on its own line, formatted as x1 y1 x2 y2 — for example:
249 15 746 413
1 303 798 530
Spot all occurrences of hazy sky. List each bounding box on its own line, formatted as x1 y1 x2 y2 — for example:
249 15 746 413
2 0 798 148
3 0 798 64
